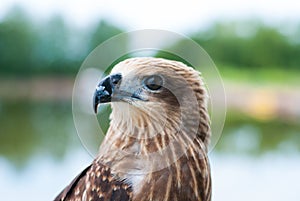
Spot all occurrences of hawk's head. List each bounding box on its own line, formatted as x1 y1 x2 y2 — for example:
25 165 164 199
94 57 210 151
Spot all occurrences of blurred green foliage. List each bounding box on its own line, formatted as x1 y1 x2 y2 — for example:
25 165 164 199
0 7 125 75
158 21 300 70
192 21 300 69
1 7 300 76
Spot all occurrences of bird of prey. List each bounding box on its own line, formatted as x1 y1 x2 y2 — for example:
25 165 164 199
54 57 211 201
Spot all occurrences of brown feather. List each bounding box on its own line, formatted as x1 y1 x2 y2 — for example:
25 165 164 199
54 162 132 201
55 57 212 201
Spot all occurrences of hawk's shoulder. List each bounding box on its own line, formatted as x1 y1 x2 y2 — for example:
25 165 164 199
54 161 132 201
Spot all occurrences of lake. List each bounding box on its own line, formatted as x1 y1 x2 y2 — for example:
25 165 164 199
0 102 299 201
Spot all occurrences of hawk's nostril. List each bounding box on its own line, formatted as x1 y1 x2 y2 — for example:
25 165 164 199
110 73 122 85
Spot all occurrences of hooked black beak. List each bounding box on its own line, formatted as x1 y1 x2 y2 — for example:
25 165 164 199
93 73 122 113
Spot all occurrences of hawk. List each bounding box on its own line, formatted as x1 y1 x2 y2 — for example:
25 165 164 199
54 57 211 201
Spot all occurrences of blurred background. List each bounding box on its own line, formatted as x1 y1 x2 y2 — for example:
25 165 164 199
0 1 299 200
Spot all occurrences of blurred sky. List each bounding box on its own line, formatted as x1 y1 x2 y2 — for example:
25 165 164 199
1 0 300 33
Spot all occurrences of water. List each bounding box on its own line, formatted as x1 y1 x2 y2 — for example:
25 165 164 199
0 102 299 200
211 154 300 201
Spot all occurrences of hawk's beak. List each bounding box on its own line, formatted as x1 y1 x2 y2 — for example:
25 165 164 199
93 73 122 113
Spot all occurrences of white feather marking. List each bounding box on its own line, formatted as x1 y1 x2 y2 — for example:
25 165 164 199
126 173 145 194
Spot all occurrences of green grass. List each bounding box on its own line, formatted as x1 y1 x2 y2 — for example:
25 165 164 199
217 65 300 85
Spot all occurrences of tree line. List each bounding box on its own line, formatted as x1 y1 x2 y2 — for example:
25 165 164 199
1 7 299 75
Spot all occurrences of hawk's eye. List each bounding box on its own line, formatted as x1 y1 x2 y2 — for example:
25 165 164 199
143 75 163 91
